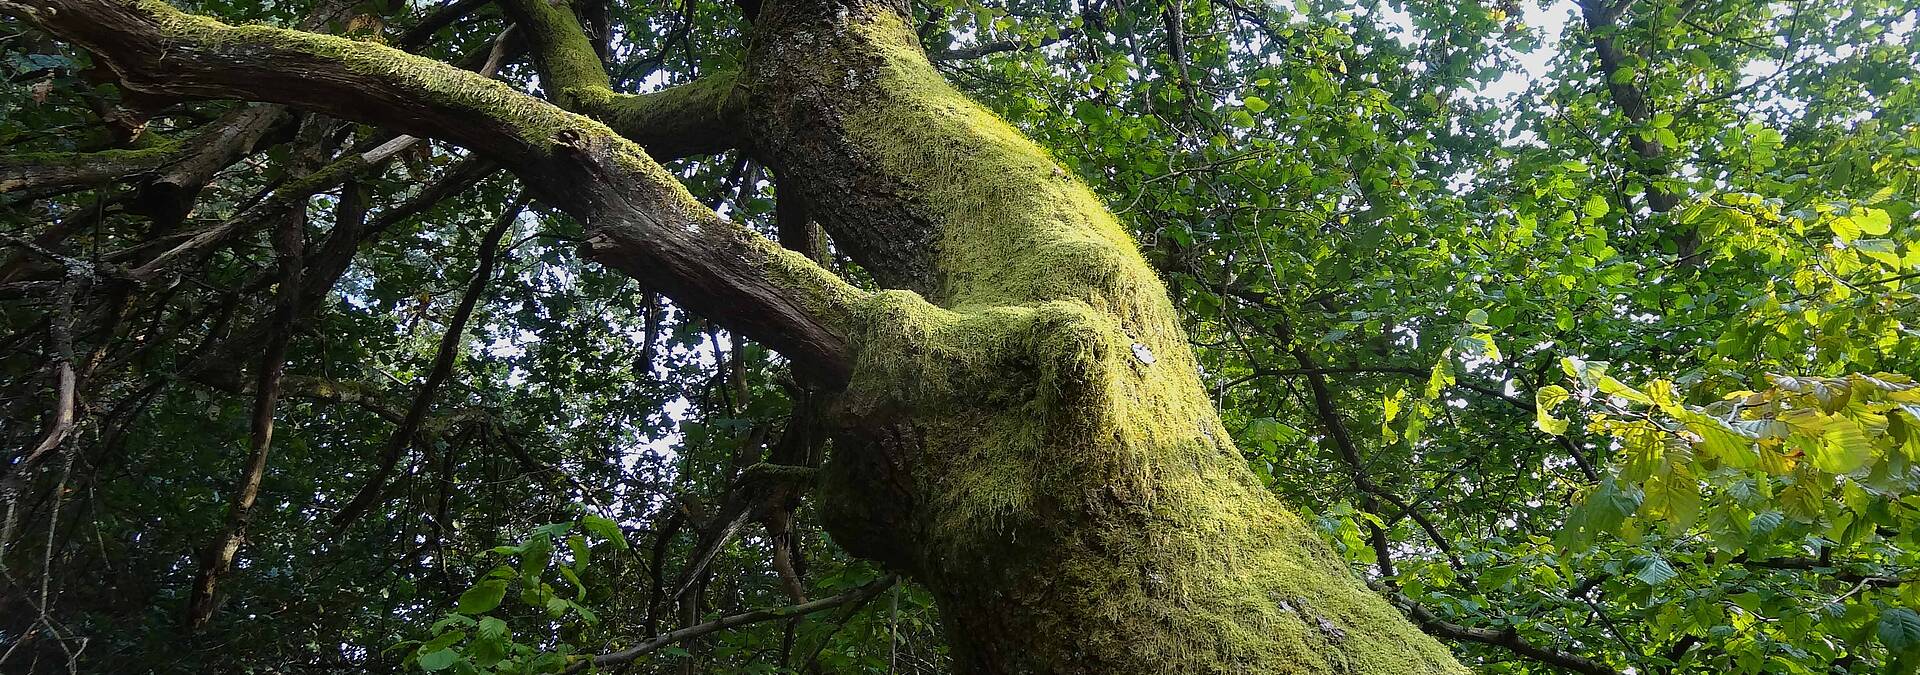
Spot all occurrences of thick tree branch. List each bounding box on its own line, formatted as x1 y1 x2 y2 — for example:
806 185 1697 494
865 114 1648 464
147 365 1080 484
0 144 175 196
500 0 744 159
0 104 283 217
13 0 863 383
1578 0 1682 216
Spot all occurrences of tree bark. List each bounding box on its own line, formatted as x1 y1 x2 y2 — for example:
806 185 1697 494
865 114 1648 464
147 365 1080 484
731 2 1464 671
9 0 1469 671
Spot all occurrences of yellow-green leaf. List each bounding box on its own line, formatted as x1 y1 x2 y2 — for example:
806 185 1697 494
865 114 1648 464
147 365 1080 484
1536 385 1570 436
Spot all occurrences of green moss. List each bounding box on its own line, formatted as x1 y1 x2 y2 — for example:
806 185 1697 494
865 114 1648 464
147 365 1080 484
806 8 1468 673
497 0 613 110
271 153 369 202
592 75 740 143
130 0 580 146
0 142 179 172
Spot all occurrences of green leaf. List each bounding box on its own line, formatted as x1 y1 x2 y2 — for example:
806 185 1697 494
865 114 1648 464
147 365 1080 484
1535 385 1570 436
571 601 600 625
417 649 458 671
457 580 508 615
1642 471 1701 530
1857 238 1902 266
1454 333 1501 361
566 535 590 574
1426 358 1455 399
1631 556 1677 585
1562 478 1643 549
1584 195 1611 218
1881 608 1920 655
1858 207 1893 236
1780 478 1826 523
582 515 628 549
422 630 467 653
468 636 507 668
520 534 554 581
557 565 586 601
1682 413 1758 469
1809 430 1872 475
1594 375 1651 405
1241 95 1270 113
529 653 569 672
1833 214 1863 243
431 614 475 633
1382 388 1404 422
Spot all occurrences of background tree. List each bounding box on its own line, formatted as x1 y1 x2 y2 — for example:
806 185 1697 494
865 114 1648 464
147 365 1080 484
0 0 1916 673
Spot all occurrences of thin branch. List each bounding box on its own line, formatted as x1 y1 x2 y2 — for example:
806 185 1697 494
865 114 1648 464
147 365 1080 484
329 194 525 535
929 28 1080 61
397 0 495 50
182 142 312 628
572 576 897 673
1376 582 1623 675
0 235 91 491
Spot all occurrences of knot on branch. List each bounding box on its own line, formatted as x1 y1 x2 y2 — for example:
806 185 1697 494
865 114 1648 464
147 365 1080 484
552 128 590 152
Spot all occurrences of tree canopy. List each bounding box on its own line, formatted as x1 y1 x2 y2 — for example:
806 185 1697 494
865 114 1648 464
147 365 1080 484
1 0 1917 672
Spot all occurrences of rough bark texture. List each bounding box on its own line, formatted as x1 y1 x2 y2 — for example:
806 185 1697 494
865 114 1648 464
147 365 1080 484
8 0 1470 671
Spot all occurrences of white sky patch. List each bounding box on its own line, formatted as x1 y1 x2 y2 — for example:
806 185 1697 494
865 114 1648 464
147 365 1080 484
1480 0 1574 102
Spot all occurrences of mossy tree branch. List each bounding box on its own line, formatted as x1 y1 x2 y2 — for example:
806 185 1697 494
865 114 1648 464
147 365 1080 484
9 0 863 383
0 144 178 196
501 0 744 158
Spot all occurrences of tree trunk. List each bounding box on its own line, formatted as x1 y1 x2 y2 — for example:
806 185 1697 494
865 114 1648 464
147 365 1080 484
741 1 1464 672
14 0 1468 670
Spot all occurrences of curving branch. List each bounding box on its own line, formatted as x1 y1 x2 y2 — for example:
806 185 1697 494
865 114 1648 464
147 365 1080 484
499 0 744 159
1578 0 1684 227
0 235 91 493
9 0 864 383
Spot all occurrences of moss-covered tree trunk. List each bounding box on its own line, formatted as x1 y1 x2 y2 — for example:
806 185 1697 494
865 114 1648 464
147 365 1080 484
739 1 1463 672
15 0 1467 670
